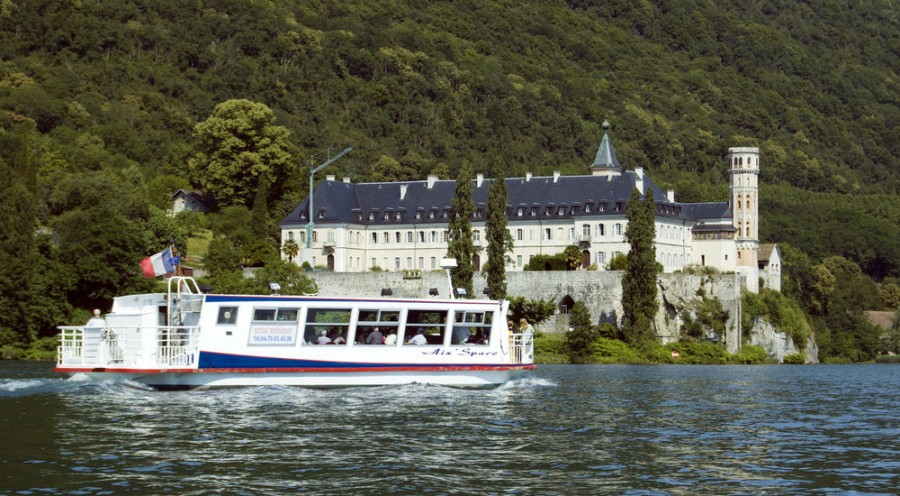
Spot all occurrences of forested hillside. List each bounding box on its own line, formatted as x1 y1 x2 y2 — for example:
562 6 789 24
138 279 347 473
0 0 898 357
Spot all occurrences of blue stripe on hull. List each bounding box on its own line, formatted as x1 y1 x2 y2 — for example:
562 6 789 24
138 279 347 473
197 351 503 369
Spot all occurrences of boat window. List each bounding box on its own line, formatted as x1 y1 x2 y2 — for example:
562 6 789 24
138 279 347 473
406 310 448 345
357 310 400 345
451 311 492 345
304 309 352 345
277 308 299 321
217 306 238 325
253 308 277 321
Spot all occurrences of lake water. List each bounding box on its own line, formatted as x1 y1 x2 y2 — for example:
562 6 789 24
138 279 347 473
1 362 898 495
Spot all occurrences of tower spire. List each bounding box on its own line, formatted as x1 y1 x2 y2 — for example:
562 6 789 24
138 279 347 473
590 120 622 176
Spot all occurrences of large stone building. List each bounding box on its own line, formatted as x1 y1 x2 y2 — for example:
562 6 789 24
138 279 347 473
280 124 775 292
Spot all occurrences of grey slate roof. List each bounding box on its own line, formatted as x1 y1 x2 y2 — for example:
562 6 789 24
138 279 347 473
280 170 712 228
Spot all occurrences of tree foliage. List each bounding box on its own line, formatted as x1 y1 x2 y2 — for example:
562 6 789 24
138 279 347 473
621 188 659 345
485 157 513 299
448 160 475 298
188 99 298 208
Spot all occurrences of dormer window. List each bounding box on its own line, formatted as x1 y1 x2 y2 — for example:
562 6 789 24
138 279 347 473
395 211 402 221
368 212 376 221
531 206 539 216
415 211 422 220
558 207 567 215
317 209 325 219
546 206 556 215
598 203 607 212
429 210 436 219
383 212 390 221
516 207 524 216
356 213 363 221
615 202 624 212
585 203 592 213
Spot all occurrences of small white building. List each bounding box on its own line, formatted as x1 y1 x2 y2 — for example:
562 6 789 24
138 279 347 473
170 189 210 217
279 123 768 292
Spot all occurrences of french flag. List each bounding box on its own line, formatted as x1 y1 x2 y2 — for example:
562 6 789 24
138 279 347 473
140 247 176 278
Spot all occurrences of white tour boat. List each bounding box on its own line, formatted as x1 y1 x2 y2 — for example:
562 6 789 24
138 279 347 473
55 277 535 389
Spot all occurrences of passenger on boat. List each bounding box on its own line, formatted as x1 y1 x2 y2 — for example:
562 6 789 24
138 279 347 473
407 328 427 345
384 330 397 345
467 330 487 345
86 309 105 328
316 330 331 345
518 318 535 337
331 331 346 345
451 326 471 344
365 327 384 345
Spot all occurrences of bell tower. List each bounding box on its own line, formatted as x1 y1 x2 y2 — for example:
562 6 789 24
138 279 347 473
728 147 760 290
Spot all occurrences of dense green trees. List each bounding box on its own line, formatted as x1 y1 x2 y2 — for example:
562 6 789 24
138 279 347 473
0 0 897 359
448 160 475 298
485 157 513 299
621 189 659 345
188 100 299 209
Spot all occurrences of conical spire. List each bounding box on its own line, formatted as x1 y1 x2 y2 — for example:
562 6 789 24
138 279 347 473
590 120 622 175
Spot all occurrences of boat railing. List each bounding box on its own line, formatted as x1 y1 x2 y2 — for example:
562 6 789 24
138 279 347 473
510 333 534 364
57 325 200 369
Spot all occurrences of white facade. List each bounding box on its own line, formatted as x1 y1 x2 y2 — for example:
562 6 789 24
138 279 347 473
280 139 771 292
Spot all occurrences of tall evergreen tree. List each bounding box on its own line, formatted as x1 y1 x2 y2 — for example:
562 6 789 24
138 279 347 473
485 157 514 299
621 187 659 345
448 160 475 298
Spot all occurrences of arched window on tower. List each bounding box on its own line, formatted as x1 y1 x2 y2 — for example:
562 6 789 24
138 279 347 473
737 199 742 209
746 226 751 237
746 195 752 210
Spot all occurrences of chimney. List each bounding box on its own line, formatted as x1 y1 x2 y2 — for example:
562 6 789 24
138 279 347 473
427 175 438 189
553 171 560 183
635 167 644 179
667 189 675 202
635 168 644 194
526 172 532 181
326 174 336 182
476 173 484 187
400 184 408 200
343 176 351 183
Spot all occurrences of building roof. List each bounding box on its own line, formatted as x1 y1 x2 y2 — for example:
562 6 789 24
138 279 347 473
280 126 730 231
590 121 621 172
281 170 712 228
758 243 777 263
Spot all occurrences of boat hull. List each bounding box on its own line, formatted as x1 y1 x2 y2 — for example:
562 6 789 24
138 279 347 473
56 365 535 390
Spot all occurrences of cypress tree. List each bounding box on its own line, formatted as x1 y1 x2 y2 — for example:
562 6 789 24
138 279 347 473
621 187 659 345
485 157 514 299
448 160 475 298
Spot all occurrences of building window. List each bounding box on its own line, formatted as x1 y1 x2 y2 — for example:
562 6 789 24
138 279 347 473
430 257 436 269
430 231 437 243
395 212 402 221
559 207 566 215
597 224 605 236
531 206 539 216
382 232 389 243
545 228 552 240
442 209 449 219
429 210 436 219
597 252 605 266
383 212 390 221
327 230 335 243
585 203 593 213
371 233 378 244
369 212 375 221
473 230 481 241
615 202 624 212
546 206 555 215
516 255 522 268
476 208 484 218
614 223 622 236
395 232 401 243
598 203 606 212
312 231 318 243
300 231 306 243
406 257 412 269
287 231 294 240
406 231 413 243
418 257 424 269
516 229 523 241
416 211 422 220
516 207 524 216
443 231 449 242
419 231 425 243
